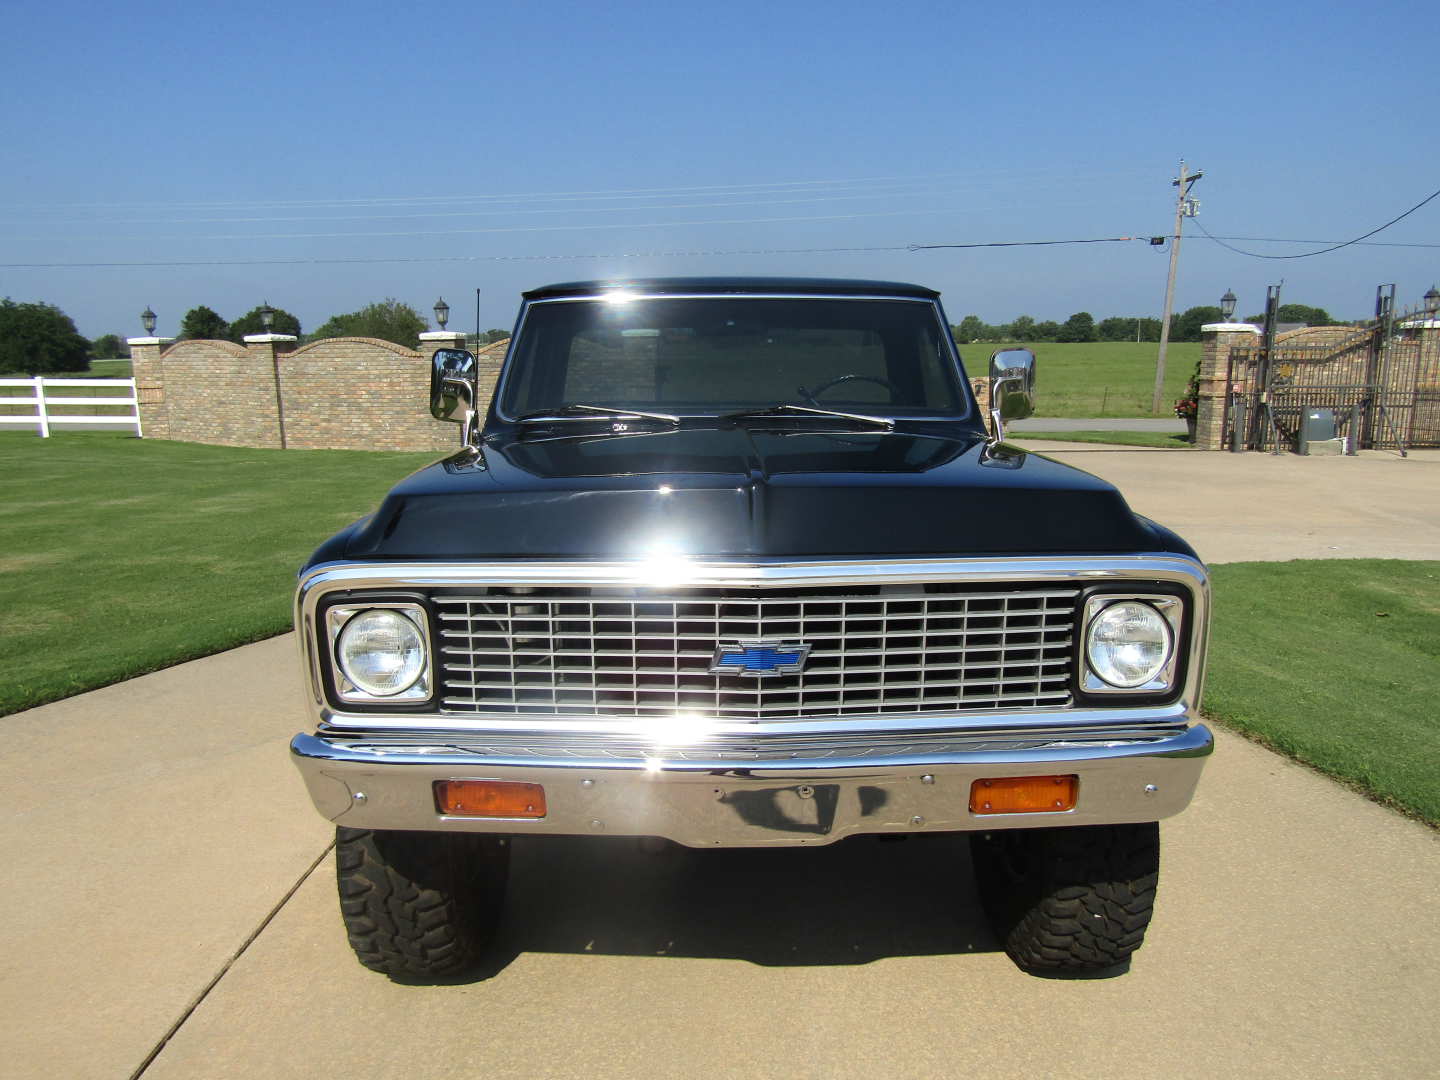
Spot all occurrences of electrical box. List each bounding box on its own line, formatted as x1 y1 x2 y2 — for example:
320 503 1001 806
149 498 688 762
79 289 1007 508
1298 408 1337 455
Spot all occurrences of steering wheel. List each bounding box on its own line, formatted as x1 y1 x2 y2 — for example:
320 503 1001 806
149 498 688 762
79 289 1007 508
800 373 899 404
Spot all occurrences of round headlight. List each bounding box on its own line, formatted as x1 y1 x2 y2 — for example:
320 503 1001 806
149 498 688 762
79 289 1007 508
1086 601 1172 688
337 609 426 697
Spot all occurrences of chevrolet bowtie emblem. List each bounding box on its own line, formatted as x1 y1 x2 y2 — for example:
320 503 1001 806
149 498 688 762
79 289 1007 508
709 642 811 677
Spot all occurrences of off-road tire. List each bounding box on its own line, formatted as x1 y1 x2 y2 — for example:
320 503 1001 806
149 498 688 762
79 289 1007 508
335 827 509 979
969 822 1159 973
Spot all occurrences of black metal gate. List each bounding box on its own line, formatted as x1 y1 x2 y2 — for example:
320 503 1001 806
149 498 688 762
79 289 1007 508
1223 285 1440 454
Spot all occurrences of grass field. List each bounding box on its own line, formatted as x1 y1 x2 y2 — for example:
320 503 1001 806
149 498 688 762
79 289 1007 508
960 340 1199 418
0 432 436 715
1009 431 1194 448
80 358 135 376
1205 560 1440 825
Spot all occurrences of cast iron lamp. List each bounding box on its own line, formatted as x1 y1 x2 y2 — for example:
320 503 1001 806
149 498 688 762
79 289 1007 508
434 297 450 329
141 306 157 335
259 302 275 332
1219 289 1237 322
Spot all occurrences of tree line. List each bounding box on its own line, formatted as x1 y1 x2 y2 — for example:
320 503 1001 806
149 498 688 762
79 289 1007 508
953 303 1339 345
176 300 509 349
0 296 513 375
1 291 1340 376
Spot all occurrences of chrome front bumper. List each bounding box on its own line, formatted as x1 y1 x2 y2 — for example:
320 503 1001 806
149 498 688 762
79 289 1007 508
290 723 1213 847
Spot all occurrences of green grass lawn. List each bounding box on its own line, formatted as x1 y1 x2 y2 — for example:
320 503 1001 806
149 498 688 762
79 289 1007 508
1009 431 1195 449
1205 560 1440 825
85 359 134 377
0 432 437 715
961 341 1199 418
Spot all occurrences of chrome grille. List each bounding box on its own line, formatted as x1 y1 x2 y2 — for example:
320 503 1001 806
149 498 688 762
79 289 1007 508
435 584 1078 719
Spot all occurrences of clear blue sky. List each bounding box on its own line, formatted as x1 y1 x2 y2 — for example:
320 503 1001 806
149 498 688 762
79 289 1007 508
2 0 1435 339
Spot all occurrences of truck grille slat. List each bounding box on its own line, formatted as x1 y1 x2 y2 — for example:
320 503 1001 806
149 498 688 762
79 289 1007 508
432 584 1078 719
445 657 1073 678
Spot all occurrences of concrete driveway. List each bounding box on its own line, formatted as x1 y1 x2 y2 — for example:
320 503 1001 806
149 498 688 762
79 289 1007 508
3 447 1438 1080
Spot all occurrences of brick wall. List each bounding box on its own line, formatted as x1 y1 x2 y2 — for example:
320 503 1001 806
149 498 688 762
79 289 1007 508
132 336 482 452
474 338 508 413
278 338 454 452
162 339 285 448
1274 325 1371 349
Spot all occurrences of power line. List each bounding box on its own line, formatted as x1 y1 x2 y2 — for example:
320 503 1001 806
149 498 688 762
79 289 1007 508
1195 234 1440 250
1193 185 1440 259
3 166 1152 214
910 236 1140 251
3 186 1131 235
0 236 1144 271
0 246 909 270
3 171 975 212
4 183 968 227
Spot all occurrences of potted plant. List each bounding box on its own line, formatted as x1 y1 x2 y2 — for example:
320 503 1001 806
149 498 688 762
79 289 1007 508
1174 362 1200 441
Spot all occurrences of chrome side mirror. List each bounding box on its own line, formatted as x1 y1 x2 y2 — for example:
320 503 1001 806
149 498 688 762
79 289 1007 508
430 349 478 443
988 348 1036 439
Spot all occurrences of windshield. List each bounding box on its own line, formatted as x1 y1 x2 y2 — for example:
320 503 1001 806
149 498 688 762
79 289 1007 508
498 296 969 419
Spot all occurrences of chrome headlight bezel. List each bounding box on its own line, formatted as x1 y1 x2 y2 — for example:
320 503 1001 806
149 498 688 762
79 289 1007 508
1080 594 1184 695
326 602 433 704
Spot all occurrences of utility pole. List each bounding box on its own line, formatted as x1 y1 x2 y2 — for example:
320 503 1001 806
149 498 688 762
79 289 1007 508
1151 160 1202 413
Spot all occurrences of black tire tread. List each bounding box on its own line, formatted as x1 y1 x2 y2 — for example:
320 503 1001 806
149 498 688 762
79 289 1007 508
335 826 507 979
970 822 1159 972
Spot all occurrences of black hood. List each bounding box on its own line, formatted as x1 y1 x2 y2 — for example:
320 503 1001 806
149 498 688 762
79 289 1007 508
339 427 1170 560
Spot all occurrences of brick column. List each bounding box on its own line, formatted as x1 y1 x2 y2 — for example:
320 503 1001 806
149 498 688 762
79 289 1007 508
127 336 174 439
1195 323 1260 450
418 330 466 356
244 333 298 448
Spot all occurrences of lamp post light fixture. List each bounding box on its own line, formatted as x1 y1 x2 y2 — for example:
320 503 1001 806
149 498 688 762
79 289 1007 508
434 297 450 329
141 306 157 335
1220 289 1237 322
1424 285 1439 318
259 302 276 332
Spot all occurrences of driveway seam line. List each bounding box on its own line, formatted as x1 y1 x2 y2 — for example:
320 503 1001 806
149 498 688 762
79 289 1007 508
127 838 336 1080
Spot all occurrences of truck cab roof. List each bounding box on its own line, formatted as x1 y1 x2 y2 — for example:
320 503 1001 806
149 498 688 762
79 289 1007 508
521 277 942 300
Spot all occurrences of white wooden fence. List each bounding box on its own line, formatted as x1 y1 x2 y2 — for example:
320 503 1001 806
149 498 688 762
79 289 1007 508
0 377 142 437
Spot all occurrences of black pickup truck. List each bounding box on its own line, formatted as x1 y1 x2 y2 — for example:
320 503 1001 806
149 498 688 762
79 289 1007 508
291 277 1211 978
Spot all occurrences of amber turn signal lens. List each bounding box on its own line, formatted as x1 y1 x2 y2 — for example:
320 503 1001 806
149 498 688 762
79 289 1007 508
434 780 547 819
969 775 1078 814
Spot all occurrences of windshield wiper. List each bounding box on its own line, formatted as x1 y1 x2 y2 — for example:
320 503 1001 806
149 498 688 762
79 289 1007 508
512 403 681 426
720 403 894 430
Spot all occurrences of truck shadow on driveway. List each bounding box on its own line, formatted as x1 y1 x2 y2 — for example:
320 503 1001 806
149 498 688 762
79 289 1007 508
464 833 1002 977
